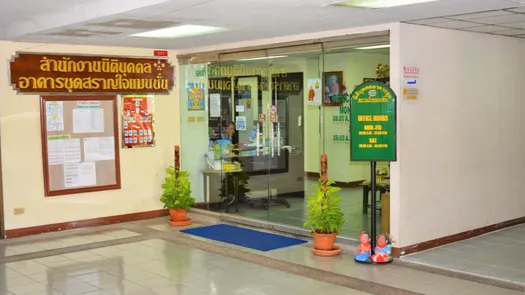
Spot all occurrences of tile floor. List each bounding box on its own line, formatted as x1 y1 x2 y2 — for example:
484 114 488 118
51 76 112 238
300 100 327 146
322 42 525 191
1 238 371 295
0 217 521 295
402 224 525 286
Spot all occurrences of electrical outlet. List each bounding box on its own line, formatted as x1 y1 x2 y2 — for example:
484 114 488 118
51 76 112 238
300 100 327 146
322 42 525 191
13 207 25 215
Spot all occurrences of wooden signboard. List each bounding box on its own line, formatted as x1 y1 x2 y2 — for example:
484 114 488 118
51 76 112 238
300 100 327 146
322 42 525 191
40 95 121 196
10 53 175 94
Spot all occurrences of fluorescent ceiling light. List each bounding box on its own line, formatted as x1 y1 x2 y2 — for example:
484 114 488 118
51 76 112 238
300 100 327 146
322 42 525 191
354 44 390 50
132 25 229 38
237 56 287 61
332 0 439 8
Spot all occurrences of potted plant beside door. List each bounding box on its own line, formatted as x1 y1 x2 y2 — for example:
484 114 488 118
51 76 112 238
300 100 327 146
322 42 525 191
303 179 345 256
160 166 195 226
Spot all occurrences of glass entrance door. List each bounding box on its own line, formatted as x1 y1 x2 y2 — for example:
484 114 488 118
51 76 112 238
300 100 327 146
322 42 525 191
264 70 306 227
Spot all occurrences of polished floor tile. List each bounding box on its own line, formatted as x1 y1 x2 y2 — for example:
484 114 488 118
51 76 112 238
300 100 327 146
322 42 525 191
402 224 525 286
0 230 140 258
0 239 372 295
0 218 521 295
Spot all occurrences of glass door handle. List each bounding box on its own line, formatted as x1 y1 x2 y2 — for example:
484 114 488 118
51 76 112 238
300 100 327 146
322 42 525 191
256 122 260 157
270 122 274 158
277 122 281 157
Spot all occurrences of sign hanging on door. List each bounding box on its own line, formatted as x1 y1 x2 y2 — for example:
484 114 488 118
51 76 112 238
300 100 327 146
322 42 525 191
235 116 247 131
349 81 397 162
270 105 278 123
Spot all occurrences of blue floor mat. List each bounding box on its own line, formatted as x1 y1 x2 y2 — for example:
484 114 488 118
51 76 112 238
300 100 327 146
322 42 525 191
181 224 307 251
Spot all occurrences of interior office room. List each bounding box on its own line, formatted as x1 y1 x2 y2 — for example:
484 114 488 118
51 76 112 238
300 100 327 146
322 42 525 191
178 31 392 239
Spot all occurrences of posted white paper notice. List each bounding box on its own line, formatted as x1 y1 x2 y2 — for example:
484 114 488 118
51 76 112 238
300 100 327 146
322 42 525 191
46 101 64 131
48 139 66 165
84 137 115 161
73 108 104 133
210 94 221 117
64 162 96 188
65 138 81 163
47 137 81 165
236 105 245 112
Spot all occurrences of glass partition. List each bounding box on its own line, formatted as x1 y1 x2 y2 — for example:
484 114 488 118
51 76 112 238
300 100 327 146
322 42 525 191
178 36 390 238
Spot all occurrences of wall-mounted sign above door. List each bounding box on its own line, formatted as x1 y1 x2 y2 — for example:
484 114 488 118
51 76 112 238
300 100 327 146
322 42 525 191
9 52 175 94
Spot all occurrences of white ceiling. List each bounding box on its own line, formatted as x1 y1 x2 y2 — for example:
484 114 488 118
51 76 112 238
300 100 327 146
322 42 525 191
406 7 525 37
1 0 524 50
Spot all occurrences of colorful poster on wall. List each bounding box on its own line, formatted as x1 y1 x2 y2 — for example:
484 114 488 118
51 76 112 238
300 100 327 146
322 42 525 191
307 78 322 106
122 95 155 148
349 81 396 161
187 83 205 111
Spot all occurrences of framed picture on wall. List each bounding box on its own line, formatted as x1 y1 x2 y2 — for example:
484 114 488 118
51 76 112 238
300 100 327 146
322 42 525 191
323 71 344 106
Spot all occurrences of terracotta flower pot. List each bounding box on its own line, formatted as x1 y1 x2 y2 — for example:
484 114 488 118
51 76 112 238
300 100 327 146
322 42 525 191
169 208 187 222
313 232 337 250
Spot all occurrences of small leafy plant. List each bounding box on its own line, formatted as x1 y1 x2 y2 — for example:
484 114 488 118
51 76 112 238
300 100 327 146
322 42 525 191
160 166 195 210
303 179 345 234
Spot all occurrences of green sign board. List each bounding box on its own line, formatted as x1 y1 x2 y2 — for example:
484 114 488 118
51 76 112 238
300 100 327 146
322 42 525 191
349 81 396 161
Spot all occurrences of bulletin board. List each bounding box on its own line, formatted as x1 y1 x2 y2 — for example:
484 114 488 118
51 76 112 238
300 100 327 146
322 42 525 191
40 96 121 197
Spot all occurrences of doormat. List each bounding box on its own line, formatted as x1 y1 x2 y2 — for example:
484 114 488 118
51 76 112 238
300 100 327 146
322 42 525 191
181 224 307 251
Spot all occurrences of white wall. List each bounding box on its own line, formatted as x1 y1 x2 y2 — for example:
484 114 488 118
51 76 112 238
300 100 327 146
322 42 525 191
396 24 525 247
0 41 179 230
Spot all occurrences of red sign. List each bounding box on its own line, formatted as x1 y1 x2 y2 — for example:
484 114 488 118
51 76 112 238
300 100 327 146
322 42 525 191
154 50 168 57
122 95 154 147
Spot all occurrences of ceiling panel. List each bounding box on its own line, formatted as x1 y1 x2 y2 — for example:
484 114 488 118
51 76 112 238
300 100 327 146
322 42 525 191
502 21 525 28
405 6 525 40
497 29 525 35
463 25 512 32
469 13 525 24
448 10 514 20
432 20 482 29
409 18 451 25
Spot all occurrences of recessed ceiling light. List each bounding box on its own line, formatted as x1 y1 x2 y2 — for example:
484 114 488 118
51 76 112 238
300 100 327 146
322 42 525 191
354 44 390 50
132 25 229 38
331 0 440 8
237 56 287 61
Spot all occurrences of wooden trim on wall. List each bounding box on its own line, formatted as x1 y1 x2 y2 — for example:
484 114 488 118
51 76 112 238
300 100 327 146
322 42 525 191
306 172 364 188
5 209 168 239
391 216 525 258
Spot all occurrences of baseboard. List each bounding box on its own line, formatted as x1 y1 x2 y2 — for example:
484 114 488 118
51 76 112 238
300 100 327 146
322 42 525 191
306 172 363 188
5 209 169 239
391 215 525 258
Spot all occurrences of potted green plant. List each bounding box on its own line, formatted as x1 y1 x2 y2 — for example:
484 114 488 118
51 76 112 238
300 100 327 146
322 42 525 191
303 179 345 256
160 166 195 226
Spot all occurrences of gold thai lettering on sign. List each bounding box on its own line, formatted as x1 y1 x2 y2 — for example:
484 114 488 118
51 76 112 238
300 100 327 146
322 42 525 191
207 65 287 78
9 53 175 94
208 79 299 91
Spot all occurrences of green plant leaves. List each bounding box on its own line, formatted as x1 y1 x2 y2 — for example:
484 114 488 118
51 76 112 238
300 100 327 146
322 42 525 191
303 180 345 234
159 167 196 210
